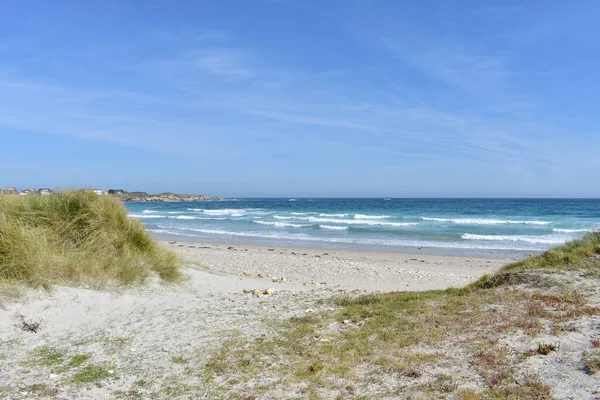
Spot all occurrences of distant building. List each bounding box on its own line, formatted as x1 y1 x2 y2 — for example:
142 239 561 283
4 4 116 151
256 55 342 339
91 189 104 196
39 188 53 196
108 189 126 195
4 187 17 195
21 188 39 195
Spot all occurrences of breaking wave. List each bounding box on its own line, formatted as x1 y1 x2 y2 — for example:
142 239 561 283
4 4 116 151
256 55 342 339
320 225 349 231
254 220 311 228
423 217 550 225
461 233 568 245
354 214 389 219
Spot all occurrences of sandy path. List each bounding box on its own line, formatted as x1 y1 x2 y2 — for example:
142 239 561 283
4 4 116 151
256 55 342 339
0 267 339 399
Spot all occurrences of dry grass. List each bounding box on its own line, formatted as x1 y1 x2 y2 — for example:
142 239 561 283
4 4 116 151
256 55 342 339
204 285 592 397
0 191 180 287
583 349 600 375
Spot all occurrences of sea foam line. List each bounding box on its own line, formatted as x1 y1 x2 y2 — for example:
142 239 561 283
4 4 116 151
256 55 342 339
274 215 296 220
254 220 311 228
354 214 389 220
187 208 267 216
423 217 550 225
461 233 568 244
320 225 349 231
130 214 166 219
130 214 227 220
148 227 548 251
307 217 417 227
552 228 589 233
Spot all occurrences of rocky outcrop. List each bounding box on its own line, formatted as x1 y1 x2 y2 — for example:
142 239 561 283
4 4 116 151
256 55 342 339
115 192 224 202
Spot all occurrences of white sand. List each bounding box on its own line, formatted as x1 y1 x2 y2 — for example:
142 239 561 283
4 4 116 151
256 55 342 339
166 240 511 292
4 242 597 398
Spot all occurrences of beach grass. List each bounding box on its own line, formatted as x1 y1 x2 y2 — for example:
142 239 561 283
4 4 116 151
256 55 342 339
470 230 600 290
204 232 600 398
0 191 180 287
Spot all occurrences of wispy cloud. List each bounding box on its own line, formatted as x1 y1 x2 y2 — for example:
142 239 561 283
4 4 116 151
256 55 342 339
382 37 509 94
193 48 255 79
0 12 596 183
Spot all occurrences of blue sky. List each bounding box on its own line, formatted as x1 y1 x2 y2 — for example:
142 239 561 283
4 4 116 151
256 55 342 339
1 0 599 197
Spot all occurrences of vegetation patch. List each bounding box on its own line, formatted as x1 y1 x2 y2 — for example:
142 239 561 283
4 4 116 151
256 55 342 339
66 353 92 369
527 343 558 356
204 233 600 397
171 355 189 364
71 363 116 383
0 191 180 287
583 349 600 375
21 383 59 397
28 346 65 367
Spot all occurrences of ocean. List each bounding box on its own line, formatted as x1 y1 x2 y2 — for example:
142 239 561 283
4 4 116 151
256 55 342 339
127 198 600 257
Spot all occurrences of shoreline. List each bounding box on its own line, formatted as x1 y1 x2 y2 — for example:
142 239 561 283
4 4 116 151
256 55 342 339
163 240 514 292
151 232 538 260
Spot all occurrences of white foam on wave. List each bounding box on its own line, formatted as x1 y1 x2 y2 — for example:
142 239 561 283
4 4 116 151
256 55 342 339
274 215 295 220
142 210 158 214
202 209 245 216
187 208 267 216
148 229 190 237
462 233 568 245
254 220 311 228
354 214 389 220
172 215 230 220
308 217 417 227
149 227 548 251
423 217 550 226
129 214 166 219
291 212 314 215
552 228 589 233
320 225 349 231
320 213 348 217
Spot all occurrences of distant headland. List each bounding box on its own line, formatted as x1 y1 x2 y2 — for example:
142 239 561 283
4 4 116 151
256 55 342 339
0 187 223 202
114 191 224 202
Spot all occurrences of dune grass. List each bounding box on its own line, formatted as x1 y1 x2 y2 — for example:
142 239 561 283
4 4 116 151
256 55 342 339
471 230 600 290
205 232 600 398
0 191 180 287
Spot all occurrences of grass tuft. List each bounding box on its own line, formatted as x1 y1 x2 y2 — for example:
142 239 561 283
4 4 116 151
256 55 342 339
0 191 180 286
71 363 116 383
29 346 65 367
583 349 600 375
472 232 600 290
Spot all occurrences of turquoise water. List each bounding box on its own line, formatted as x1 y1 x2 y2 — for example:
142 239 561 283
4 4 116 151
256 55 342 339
127 198 600 257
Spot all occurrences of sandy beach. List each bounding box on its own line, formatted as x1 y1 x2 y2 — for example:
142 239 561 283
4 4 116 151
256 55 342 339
0 243 510 399
2 241 598 399
165 240 512 292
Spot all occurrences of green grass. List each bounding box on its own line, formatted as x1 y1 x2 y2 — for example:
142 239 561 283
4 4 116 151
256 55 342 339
66 353 92 368
171 355 189 364
471 231 600 289
71 363 116 383
28 346 65 367
0 191 180 287
204 233 600 398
